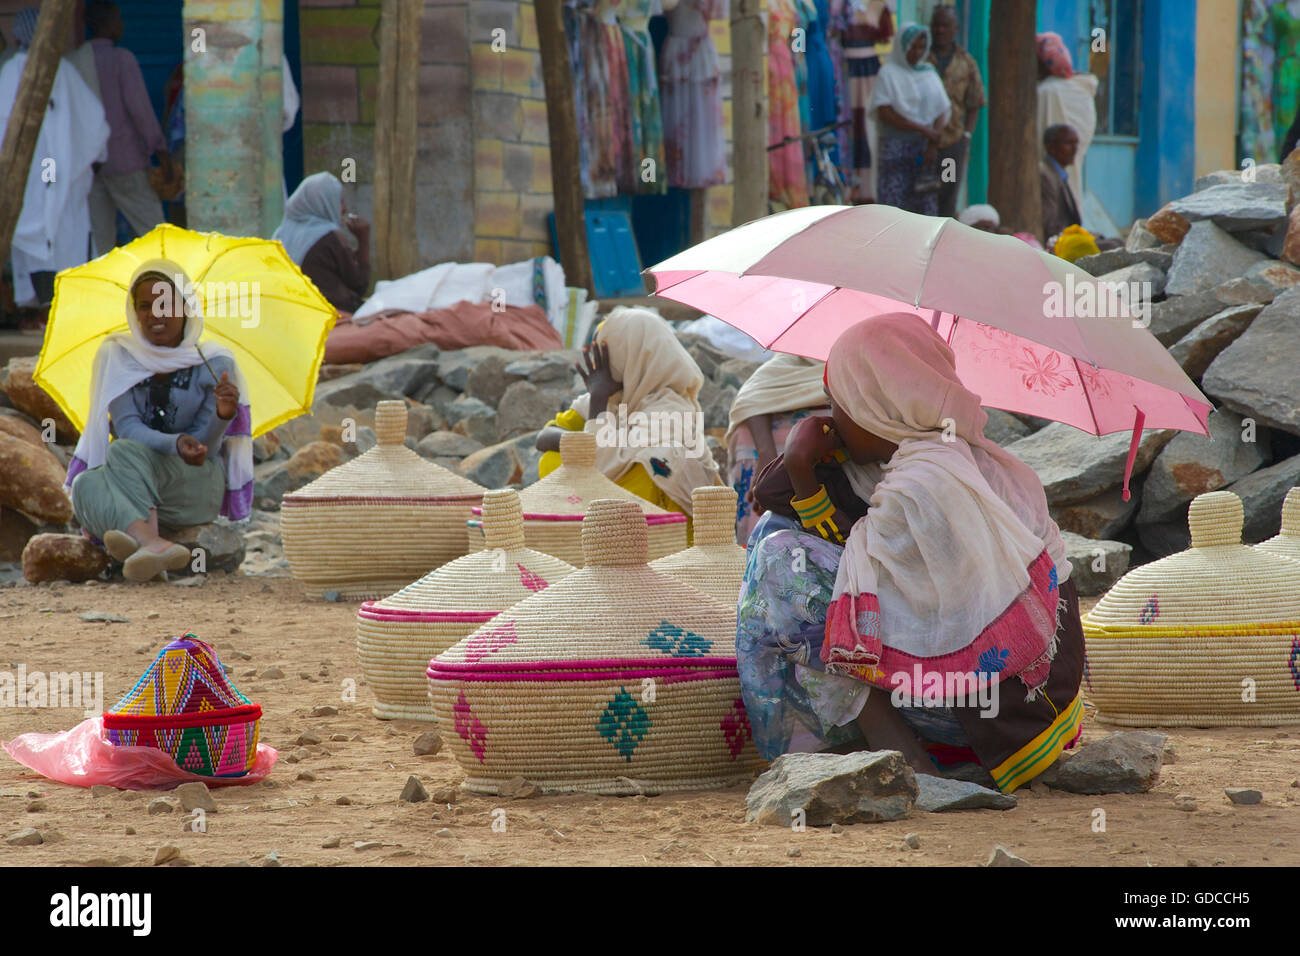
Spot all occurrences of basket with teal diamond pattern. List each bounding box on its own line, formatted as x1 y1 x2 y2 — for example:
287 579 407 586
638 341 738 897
427 498 766 795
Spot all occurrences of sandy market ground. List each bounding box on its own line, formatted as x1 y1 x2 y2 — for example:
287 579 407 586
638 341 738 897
0 573 1297 868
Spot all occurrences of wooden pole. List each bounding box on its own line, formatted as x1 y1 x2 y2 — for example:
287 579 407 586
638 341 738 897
535 0 593 294
373 0 421 280
986 0 1041 239
0 0 76 267
730 0 768 226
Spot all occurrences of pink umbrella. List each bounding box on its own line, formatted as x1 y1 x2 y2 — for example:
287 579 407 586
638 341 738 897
647 205 1212 499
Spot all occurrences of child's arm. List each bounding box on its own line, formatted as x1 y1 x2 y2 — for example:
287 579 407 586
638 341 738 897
783 416 858 545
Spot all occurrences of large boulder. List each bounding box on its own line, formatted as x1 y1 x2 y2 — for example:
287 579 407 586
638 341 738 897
1202 286 1300 436
435 346 518 392
1163 221 1269 296
503 353 582 388
1223 453 1300 543
253 459 293 511
1124 219 1161 251
163 522 246 574
1060 531 1131 596
316 351 439 403
495 380 568 439
1096 261 1166 301
1051 486 1138 539
0 357 77 442
1167 304 1264 380
464 352 518 407
1144 204 1191 245
416 430 484 460
982 409 1033 446
21 533 109 584
1168 181 1289 232
1147 291 1226 345
458 438 523 488
1073 248 1172 277
1039 731 1165 795
745 751 917 826
448 395 498 446
1282 204 1300 266
0 414 49 449
0 433 73 524
1004 423 1172 507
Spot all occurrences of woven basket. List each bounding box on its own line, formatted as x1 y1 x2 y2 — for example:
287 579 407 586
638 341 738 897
282 401 486 600
649 486 747 609
429 498 766 795
1083 491 1300 727
466 431 687 566
1254 486 1300 562
356 490 576 721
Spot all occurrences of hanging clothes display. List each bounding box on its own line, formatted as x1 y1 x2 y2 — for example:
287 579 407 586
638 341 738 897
660 0 728 189
804 0 840 169
841 0 893 201
600 2 636 193
828 1 852 170
564 2 594 197
1269 1 1300 152
620 0 668 193
768 0 810 208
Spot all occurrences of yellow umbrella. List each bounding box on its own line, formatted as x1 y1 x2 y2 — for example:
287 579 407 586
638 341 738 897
34 223 337 438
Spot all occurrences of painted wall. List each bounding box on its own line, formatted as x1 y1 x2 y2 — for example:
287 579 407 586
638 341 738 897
1195 0 1238 176
1136 0 1196 214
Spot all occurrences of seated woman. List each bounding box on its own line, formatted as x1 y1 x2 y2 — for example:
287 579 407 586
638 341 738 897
725 353 829 545
273 171 370 313
67 262 254 582
535 307 723 532
737 314 1084 792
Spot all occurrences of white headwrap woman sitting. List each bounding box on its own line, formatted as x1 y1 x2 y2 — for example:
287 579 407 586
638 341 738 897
68 261 253 582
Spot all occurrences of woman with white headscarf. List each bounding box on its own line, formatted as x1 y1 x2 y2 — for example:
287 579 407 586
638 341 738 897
273 171 370 312
68 262 253 582
867 22 951 214
735 314 1084 793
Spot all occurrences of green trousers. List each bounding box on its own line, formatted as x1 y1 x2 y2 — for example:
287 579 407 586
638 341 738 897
71 438 225 539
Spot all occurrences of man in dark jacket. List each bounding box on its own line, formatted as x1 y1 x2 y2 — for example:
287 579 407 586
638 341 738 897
1039 123 1081 244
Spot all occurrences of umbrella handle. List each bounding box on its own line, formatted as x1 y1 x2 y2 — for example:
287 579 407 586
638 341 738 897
194 344 220 385
1121 408 1146 502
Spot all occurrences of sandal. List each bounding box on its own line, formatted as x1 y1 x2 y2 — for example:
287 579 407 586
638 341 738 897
103 530 141 563
123 544 191 583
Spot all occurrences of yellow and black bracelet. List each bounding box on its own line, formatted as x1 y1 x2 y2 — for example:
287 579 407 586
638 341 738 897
791 485 844 544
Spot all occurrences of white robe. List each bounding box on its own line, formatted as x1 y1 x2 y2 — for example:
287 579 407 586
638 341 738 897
1036 73 1099 217
0 53 111 305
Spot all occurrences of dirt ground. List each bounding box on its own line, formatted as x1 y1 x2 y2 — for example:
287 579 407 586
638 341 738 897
0 573 1297 868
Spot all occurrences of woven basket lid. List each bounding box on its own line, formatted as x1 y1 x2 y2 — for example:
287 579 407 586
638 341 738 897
1086 491 1300 628
363 490 576 617
649 486 747 606
106 635 257 720
285 400 485 500
431 498 736 672
1253 486 1300 561
514 431 673 517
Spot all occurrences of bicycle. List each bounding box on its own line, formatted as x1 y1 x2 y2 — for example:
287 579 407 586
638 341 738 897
767 120 852 207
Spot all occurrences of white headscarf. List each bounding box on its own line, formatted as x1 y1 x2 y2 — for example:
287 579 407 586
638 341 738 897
273 171 343 265
958 203 1000 227
868 23 952 128
724 353 828 443
67 260 255 523
820 314 1070 702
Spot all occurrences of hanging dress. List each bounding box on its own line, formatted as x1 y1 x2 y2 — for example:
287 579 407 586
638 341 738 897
600 2 636 194
768 0 810 208
660 0 728 189
619 0 668 193
842 0 893 200
805 0 840 170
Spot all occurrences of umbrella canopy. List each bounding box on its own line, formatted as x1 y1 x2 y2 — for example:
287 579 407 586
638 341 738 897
647 205 1211 440
34 224 337 437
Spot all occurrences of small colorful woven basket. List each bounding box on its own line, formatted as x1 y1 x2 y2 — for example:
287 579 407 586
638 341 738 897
104 635 261 777
282 401 487 600
649 486 747 609
356 489 576 721
465 431 687 566
1083 491 1300 727
429 498 766 795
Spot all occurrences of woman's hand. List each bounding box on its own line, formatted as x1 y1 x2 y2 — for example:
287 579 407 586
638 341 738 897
176 434 208 467
214 371 240 420
576 342 622 417
344 213 370 239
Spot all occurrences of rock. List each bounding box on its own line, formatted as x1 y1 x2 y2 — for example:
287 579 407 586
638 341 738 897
1234 220 1289 257
459 440 521 488
0 357 77 441
697 380 737 431
0 413 51 450
1004 423 1172 506
1203 287 1300 436
1124 219 1160 251
321 835 341 848
313 354 436 407
716 357 763 389
412 732 442 756
1173 794 1198 812
1052 487 1138 539
147 798 175 815
1060 531 1132 596
416 431 483 460
5 827 42 846
1247 258 1300 291
296 770 316 782
285 441 344 487
1042 731 1165 794
1194 169 1249 191
260 666 284 679
335 795 352 805
1169 181 1289 232
1136 410 1270 549
786 846 801 858
296 732 321 746
343 425 379 458
496 380 568 438
399 776 429 803
1164 221 1269 296
0 508 39 562
1224 788 1263 805
903 832 921 849
310 705 338 717
1147 291 1228 345
1282 205 1300 266
464 353 518 406
90 785 115 799
498 776 542 799
982 409 1032 446
504 353 581 386
429 786 458 804
1096 261 1166 301
1224 454 1300 543
403 401 441 441
679 335 725 379
436 346 517 391
0 434 73 524
986 844 1031 867
434 828 454 838
164 522 246 574
353 840 382 851
262 852 281 867
153 844 180 866
1144 204 1191 245
1074 248 1172 276
22 534 108 584
513 431 544 485
1168 305 1264 380
175 783 217 813
251 431 283 464
915 774 1017 812
745 751 917 826
78 610 129 623
252 460 292 511
449 395 498 446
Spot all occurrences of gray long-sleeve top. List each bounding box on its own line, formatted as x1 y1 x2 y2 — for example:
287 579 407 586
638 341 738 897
108 354 236 456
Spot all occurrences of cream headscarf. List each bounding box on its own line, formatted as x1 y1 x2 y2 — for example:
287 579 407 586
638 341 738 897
724 353 828 444
573 307 722 513
821 314 1069 701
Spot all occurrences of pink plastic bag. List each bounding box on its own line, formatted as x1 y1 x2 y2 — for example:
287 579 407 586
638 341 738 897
2 716 277 791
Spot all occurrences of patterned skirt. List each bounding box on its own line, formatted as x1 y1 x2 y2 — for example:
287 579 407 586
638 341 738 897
876 130 939 216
